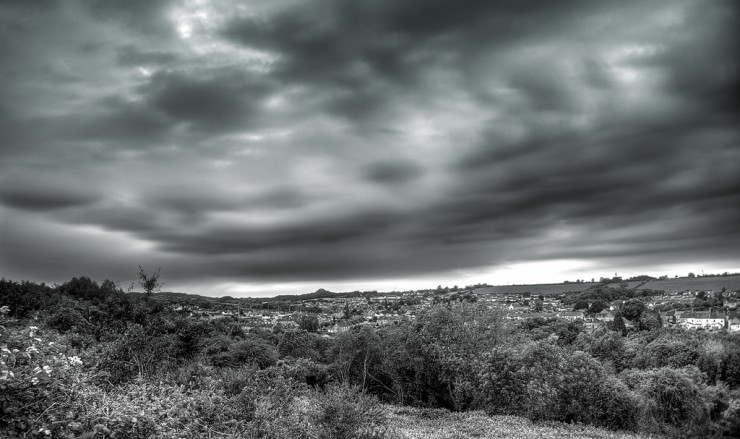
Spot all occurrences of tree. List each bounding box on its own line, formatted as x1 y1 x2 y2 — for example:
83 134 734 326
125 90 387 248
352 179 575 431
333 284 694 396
638 309 663 331
611 312 627 335
278 330 317 360
137 266 162 305
620 299 646 322
330 327 381 390
573 300 590 311
298 314 320 332
588 300 607 315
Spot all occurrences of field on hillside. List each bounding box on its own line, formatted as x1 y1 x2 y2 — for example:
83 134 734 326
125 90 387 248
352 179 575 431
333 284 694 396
473 282 599 295
387 407 651 439
640 275 740 293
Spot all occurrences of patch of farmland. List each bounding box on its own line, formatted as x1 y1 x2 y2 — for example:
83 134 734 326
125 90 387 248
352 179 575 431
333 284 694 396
473 282 600 295
640 275 740 293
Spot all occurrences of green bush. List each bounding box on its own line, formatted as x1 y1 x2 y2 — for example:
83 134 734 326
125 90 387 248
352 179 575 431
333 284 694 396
210 338 278 369
477 344 639 431
47 306 89 333
621 367 710 436
313 383 391 439
236 367 312 437
585 376 639 431
631 337 700 369
95 323 174 384
0 317 87 437
721 397 740 437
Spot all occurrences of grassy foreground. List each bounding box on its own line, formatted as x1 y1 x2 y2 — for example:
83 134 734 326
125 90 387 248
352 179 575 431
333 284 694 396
386 407 656 439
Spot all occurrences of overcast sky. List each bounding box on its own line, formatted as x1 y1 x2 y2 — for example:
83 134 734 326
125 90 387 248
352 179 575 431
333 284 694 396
0 0 738 297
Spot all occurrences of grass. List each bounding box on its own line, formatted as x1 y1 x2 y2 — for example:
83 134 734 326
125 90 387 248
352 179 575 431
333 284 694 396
386 407 660 439
473 275 740 297
473 283 601 295
640 275 740 293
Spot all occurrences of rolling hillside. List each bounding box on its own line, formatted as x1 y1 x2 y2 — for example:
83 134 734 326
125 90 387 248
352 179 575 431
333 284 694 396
638 275 740 293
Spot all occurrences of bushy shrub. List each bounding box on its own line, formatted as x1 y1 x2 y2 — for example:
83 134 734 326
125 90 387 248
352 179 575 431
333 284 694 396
47 306 89 333
631 337 700 369
0 279 60 318
0 316 87 437
281 357 332 387
589 331 629 371
236 367 312 437
171 319 211 360
477 343 639 430
477 343 570 420
313 384 390 439
582 376 639 431
216 364 259 396
722 350 740 388
204 334 232 356
278 330 322 360
621 367 710 436
210 338 278 369
95 323 174 384
721 397 740 437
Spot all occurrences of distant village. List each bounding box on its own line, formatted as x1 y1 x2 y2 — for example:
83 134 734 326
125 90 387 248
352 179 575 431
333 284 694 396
167 284 740 334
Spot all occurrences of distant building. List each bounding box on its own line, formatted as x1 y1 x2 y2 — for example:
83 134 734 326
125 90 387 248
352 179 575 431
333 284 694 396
328 321 352 333
595 310 615 322
558 311 585 321
729 317 740 332
681 311 724 330
660 310 676 325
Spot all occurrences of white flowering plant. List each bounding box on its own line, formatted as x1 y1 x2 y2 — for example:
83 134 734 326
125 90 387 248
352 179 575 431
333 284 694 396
0 306 85 436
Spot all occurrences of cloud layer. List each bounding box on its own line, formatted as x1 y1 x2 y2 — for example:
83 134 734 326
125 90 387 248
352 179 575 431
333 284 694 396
0 0 738 295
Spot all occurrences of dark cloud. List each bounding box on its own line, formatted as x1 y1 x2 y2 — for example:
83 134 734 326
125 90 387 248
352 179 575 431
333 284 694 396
155 210 398 255
364 160 423 185
0 186 99 211
0 0 738 295
143 71 271 132
222 0 631 128
81 0 176 35
61 97 174 144
249 188 313 210
645 0 739 117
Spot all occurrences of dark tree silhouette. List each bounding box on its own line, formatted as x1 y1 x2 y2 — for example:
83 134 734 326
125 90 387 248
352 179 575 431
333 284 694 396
137 266 163 305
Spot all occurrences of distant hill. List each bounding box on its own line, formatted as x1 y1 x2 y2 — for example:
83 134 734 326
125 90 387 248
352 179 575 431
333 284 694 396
139 274 740 302
639 275 740 293
473 282 601 295
471 275 740 297
271 288 386 301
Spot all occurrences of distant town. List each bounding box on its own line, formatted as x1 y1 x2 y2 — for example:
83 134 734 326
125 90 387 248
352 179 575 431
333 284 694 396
152 273 740 334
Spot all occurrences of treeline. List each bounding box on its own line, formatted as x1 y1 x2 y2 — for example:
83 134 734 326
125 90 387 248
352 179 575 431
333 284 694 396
2 277 740 438
562 285 664 312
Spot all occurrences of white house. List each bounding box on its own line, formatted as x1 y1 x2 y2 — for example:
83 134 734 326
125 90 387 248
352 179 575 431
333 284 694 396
728 317 740 332
558 311 585 321
682 311 724 330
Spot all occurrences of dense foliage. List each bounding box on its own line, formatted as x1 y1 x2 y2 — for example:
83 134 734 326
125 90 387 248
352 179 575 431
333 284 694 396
2 277 740 438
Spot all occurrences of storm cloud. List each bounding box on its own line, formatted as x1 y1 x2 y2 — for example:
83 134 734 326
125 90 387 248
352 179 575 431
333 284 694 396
0 0 737 296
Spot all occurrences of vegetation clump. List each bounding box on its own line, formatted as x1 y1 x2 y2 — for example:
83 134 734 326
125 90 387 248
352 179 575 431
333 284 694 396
2 276 740 438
